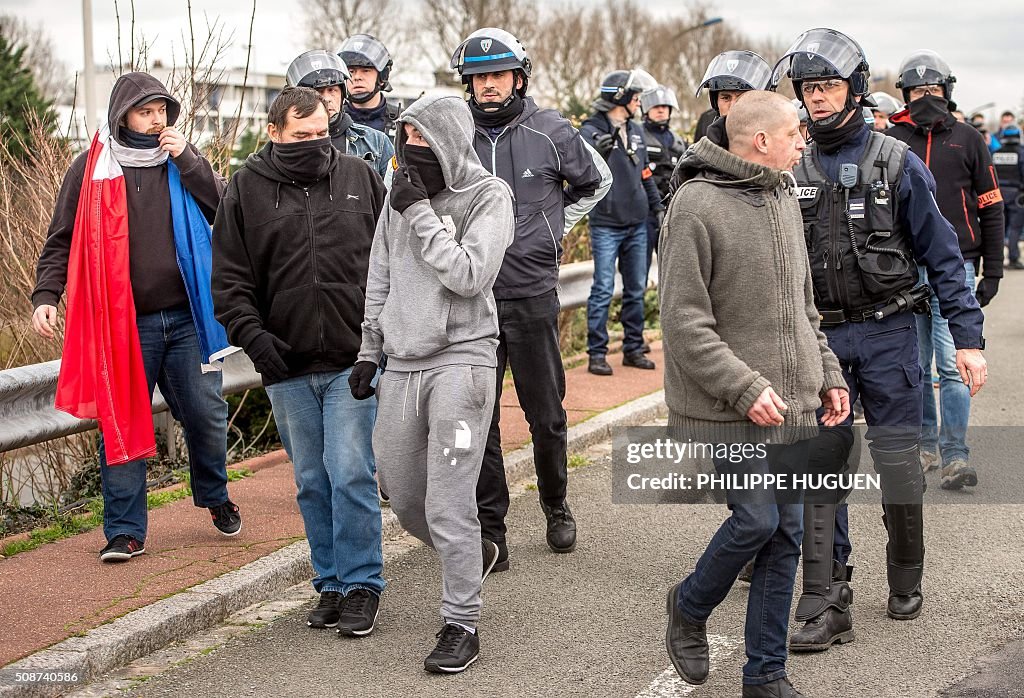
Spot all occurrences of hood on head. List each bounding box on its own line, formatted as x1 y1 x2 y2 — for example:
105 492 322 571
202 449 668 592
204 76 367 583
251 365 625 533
107 72 181 144
395 94 490 191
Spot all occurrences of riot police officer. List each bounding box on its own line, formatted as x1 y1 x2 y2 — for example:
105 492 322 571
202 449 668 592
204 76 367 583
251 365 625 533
695 50 773 143
338 34 401 143
640 85 686 283
285 50 393 178
449 27 610 567
995 125 1024 268
870 92 903 132
772 27 987 651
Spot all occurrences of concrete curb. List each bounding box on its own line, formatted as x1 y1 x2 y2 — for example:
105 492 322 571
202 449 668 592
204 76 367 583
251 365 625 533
0 391 666 697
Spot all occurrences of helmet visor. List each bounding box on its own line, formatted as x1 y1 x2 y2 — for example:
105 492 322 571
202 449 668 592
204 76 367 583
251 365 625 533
338 35 390 71
286 50 349 88
696 51 771 96
772 28 865 87
897 50 953 89
641 85 679 112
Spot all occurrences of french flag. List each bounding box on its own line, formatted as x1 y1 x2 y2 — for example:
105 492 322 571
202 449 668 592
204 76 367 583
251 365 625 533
55 126 157 465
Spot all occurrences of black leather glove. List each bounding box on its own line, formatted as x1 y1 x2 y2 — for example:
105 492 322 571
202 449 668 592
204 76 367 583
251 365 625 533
593 133 616 159
247 333 290 384
348 361 378 400
975 276 1000 307
390 165 428 213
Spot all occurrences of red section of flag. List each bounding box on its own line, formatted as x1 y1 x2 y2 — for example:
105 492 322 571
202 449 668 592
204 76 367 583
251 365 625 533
54 130 156 465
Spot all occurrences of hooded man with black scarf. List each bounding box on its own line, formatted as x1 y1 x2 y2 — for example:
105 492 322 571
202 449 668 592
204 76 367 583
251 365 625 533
350 93 515 674
32 72 239 564
213 87 388 636
446 28 610 571
773 29 986 653
886 50 1003 493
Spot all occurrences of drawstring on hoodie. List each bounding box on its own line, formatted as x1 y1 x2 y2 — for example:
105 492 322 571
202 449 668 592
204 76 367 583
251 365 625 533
135 169 141 193
274 182 281 210
328 171 334 202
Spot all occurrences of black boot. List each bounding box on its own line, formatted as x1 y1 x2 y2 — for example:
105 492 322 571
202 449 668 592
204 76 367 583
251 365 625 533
588 356 613 376
790 560 855 652
742 677 804 697
541 501 577 553
665 583 709 685
875 446 925 621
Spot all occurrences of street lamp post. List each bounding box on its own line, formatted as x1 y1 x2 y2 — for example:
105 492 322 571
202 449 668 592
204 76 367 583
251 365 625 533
82 0 97 136
671 17 723 42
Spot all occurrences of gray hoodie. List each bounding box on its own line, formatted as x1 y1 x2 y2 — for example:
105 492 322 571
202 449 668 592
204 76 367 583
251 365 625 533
358 94 515 372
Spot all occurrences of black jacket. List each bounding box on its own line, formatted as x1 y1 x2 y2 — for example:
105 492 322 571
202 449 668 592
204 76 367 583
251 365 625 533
888 110 1004 278
34 72 225 314
473 97 603 299
581 112 662 228
212 142 386 382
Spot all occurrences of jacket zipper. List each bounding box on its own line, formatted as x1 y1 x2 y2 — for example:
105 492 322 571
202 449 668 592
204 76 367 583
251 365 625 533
925 131 932 168
490 126 511 175
828 183 849 310
303 187 325 353
541 211 559 271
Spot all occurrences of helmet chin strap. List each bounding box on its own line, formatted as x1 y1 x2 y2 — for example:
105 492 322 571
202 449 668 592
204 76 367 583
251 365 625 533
348 87 380 105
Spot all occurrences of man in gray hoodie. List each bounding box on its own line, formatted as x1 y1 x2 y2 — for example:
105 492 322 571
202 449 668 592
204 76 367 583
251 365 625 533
661 92 849 698
350 94 514 674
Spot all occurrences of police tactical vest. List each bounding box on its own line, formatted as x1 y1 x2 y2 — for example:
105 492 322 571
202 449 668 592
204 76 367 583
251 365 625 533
383 99 402 145
643 128 687 198
794 132 917 311
993 143 1022 190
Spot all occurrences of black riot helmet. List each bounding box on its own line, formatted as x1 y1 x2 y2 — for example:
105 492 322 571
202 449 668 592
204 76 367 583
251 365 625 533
450 28 532 97
285 50 350 92
696 50 772 114
592 68 658 113
895 49 956 102
772 28 876 108
338 34 393 93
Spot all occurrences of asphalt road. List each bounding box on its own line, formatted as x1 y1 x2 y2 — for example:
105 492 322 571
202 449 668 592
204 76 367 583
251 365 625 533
84 270 1024 698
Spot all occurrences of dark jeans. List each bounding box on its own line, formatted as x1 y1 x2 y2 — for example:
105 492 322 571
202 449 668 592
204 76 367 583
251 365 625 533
675 442 807 686
99 307 229 543
478 290 568 543
821 310 923 564
587 223 648 356
645 213 660 281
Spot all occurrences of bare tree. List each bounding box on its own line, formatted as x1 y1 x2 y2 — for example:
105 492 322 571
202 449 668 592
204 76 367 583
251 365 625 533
418 0 538 70
301 0 398 49
0 13 71 102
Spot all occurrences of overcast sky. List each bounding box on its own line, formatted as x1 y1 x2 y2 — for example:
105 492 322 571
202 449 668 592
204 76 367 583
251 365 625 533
3 0 1022 120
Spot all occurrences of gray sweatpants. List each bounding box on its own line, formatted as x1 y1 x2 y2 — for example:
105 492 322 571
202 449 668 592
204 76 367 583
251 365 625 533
373 363 495 626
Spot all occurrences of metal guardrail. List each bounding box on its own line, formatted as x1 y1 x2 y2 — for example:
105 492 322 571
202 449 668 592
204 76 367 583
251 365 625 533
0 259 656 454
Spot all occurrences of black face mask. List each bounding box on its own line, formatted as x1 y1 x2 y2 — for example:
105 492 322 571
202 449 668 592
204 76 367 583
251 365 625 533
119 128 161 149
403 143 446 198
469 92 525 128
705 115 729 149
270 137 333 183
808 100 866 154
909 94 950 131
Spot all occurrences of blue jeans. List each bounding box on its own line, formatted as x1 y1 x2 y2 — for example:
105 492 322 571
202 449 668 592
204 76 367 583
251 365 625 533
675 444 807 686
587 223 648 356
917 262 974 464
266 369 385 596
99 307 229 543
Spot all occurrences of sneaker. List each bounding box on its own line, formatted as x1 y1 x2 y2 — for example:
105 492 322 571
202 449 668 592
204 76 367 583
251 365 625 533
623 351 656 370
99 534 145 562
209 500 242 536
588 356 613 376
336 589 380 637
482 540 500 582
489 540 509 573
541 501 577 553
424 623 480 674
940 459 978 490
378 487 390 506
307 590 343 628
920 450 940 473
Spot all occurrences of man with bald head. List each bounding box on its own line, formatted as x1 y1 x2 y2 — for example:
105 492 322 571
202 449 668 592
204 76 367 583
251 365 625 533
660 91 848 698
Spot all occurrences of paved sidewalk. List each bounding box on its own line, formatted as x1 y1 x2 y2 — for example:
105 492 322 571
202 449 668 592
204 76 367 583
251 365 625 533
0 342 665 668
